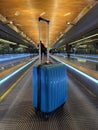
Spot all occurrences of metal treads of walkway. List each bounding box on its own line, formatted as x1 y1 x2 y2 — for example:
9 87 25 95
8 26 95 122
0 66 98 130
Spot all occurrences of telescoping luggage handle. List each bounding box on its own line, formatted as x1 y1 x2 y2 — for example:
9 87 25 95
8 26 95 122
38 17 50 64
38 17 50 23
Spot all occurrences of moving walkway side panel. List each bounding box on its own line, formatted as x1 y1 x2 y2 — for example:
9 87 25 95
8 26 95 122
50 56 98 97
67 67 98 96
0 57 38 96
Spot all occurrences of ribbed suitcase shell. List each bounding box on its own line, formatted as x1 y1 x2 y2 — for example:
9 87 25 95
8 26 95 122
32 63 67 113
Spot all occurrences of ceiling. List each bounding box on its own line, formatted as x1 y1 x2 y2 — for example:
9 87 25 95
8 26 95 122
0 0 97 48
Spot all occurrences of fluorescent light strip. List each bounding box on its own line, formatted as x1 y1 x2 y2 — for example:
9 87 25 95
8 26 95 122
0 38 17 45
40 12 46 16
69 33 98 45
51 56 98 84
19 44 28 48
0 57 38 85
64 12 71 17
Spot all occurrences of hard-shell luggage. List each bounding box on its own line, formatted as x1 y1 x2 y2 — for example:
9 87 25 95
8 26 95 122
32 17 67 115
32 63 67 113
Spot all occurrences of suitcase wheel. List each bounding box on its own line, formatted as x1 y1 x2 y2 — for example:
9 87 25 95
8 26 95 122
34 108 40 115
61 103 65 108
43 113 50 120
34 108 49 120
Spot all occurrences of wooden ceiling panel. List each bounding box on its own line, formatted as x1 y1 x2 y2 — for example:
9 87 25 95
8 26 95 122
0 0 96 47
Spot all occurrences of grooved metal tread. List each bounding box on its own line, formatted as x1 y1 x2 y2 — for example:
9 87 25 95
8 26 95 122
0 67 98 130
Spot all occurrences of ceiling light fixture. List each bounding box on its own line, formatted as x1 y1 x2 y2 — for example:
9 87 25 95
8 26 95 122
4 20 13 25
0 38 17 45
9 21 13 24
69 33 98 45
64 12 71 17
66 21 76 26
19 44 28 48
15 11 20 16
40 12 46 16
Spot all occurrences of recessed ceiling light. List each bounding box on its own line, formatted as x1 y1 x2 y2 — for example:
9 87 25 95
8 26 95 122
15 11 20 16
40 12 46 16
10 21 13 24
66 21 71 25
64 12 71 17
66 21 76 26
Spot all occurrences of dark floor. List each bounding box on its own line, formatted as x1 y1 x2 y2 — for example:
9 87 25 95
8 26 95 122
0 61 98 130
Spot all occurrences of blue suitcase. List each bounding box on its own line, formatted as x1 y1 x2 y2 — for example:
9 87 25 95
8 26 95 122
32 63 67 114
